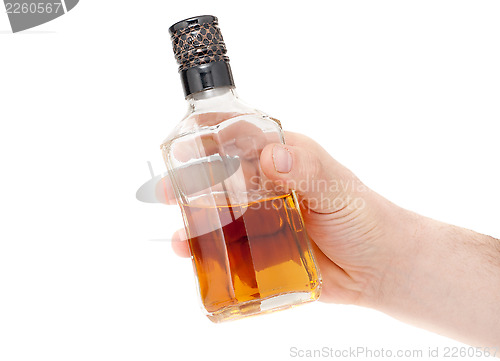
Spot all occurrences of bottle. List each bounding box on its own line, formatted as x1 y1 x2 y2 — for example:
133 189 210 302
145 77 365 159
161 15 321 322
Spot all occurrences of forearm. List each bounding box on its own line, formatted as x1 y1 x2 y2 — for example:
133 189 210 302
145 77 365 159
365 206 500 348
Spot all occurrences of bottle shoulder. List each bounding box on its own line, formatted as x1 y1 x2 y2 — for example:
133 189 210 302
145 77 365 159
160 108 282 149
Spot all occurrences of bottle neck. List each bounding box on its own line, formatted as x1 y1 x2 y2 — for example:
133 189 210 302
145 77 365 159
180 61 235 97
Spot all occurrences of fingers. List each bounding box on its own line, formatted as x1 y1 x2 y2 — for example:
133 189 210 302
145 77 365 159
260 132 360 213
164 115 277 201
193 112 241 127
154 175 178 205
171 115 269 163
171 228 190 258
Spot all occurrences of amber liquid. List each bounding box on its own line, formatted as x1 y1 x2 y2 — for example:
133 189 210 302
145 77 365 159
180 192 321 322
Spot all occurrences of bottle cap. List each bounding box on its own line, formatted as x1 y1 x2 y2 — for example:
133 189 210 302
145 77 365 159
169 15 229 71
169 15 234 97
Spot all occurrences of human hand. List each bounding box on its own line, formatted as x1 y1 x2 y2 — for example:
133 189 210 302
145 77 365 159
170 130 416 307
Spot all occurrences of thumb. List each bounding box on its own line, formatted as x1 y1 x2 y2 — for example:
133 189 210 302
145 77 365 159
260 142 362 214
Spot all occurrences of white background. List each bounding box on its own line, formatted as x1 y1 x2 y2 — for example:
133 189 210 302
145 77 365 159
1 1 499 360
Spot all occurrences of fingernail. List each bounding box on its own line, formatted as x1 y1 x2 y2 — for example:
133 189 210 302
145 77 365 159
273 145 293 173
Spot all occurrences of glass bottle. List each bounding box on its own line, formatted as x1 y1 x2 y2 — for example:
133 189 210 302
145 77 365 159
161 15 321 322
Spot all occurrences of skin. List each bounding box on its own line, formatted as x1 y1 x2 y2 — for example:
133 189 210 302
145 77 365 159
171 131 500 349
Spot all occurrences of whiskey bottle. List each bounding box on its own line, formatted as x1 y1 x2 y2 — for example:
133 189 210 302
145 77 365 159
161 15 321 322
